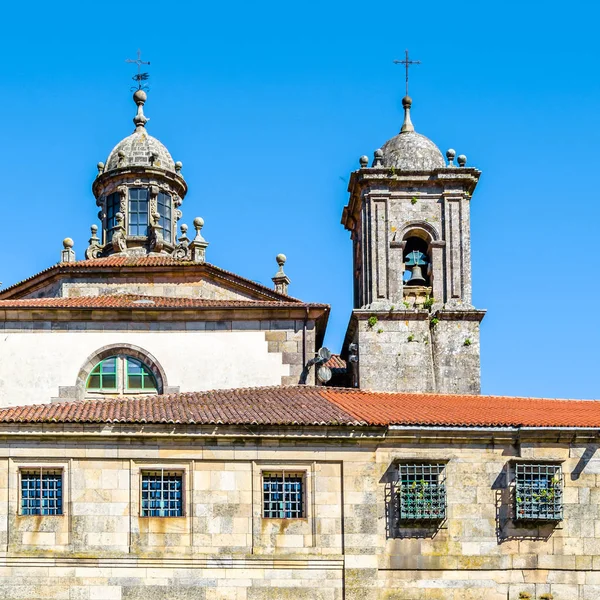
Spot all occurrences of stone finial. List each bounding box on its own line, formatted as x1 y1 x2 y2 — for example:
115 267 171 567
175 161 183 174
372 149 384 167
457 154 467 167
359 155 369 168
272 253 291 296
85 224 104 260
61 238 76 263
189 217 209 263
179 223 189 244
400 95 415 133
97 162 105 175
133 89 149 131
446 149 456 167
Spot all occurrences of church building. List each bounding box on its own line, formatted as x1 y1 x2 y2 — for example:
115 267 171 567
0 72 598 600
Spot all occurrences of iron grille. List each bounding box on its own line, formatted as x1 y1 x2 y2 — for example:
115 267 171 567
514 463 562 522
263 472 304 519
141 471 183 517
21 469 63 516
397 463 446 522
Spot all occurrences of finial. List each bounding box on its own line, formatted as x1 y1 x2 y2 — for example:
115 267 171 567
359 155 369 168
189 217 209 263
85 225 103 260
400 96 414 133
97 162 105 175
272 254 291 295
457 154 467 167
180 223 188 236
393 49 421 97
372 149 384 167
61 238 76 264
126 49 150 91
132 89 149 131
446 149 456 167
175 161 183 174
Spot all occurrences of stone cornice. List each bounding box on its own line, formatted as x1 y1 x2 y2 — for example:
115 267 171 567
92 165 188 199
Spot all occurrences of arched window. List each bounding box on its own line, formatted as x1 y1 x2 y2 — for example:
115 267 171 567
403 236 431 287
86 355 158 394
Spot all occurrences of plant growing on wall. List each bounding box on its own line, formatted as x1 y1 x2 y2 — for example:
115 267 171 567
407 334 415 342
463 338 472 346
430 317 439 327
422 296 435 311
367 316 378 329
411 197 418 205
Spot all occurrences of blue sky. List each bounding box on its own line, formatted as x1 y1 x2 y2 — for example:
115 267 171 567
0 0 598 399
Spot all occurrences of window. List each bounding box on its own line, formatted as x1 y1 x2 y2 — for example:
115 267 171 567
514 463 562 522
106 192 120 242
157 191 172 243
20 469 63 516
262 472 305 519
396 463 446 522
86 355 158 394
141 471 183 517
128 188 149 236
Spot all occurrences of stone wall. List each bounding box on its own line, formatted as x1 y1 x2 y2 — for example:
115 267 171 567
0 429 598 598
0 319 315 407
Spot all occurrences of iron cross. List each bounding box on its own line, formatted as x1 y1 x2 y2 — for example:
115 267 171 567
126 49 151 89
393 49 421 97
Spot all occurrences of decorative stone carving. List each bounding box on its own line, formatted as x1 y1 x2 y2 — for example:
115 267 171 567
112 212 127 253
272 254 291 295
148 211 164 253
60 238 76 263
189 217 209 263
173 224 191 260
85 225 104 260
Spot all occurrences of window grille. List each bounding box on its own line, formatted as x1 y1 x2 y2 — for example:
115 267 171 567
262 472 304 519
514 463 562 521
128 188 149 236
106 192 120 242
87 356 118 390
21 469 63 516
157 192 172 243
141 471 183 517
397 463 446 522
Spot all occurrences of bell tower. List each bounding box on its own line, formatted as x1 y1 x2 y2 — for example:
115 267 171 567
341 92 486 394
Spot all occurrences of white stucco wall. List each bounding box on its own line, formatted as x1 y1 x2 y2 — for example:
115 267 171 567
0 331 289 407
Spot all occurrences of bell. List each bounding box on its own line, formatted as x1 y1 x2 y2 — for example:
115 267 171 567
406 264 426 286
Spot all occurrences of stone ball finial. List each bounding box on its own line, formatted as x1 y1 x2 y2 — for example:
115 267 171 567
372 148 384 168
446 149 456 166
402 95 413 108
133 89 147 105
374 149 383 158
276 253 287 267
180 223 188 234
115 212 124 223
193 217 204 230
457 154 467 167
63 237 74 249
175 161 183 173
97 162 105 174
359 155 369 168
91 224 98 234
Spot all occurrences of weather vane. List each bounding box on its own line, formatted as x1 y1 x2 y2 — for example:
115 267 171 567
125 49 150 91
393 49 421 97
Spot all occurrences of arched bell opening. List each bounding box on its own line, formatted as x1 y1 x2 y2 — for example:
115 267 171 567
403 236 431 287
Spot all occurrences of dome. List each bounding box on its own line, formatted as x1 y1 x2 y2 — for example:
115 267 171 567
105 130 176 172
381 131 445 171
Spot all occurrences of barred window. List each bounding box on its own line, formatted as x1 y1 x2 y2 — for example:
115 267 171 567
514 463 562 522
141 471 183 517
396 463 446 522
21 469 63 516
263 472 304 519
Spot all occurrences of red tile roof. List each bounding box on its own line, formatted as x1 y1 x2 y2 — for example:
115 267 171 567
0 257 302 303
0 294 326 310
1 386 599 429
324 355 347 371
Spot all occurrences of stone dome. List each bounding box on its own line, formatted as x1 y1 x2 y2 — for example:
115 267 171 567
380 130 445 171
105 130 176 172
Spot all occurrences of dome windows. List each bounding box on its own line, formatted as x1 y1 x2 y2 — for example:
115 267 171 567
86 355 158 395
106 192 120 242
128 188 150 237
157 191 172 243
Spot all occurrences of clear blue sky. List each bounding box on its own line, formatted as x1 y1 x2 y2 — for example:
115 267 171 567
0 0 598 399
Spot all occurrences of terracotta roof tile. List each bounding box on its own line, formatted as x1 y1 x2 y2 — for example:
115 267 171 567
0 386 599 429
0 294 326 310
0 257 302 303
324 355 346 371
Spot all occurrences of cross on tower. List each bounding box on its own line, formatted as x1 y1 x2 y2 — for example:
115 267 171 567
126 49 151 90
393 49 421 97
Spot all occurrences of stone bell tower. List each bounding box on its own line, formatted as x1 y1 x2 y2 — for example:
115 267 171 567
340 94 486 394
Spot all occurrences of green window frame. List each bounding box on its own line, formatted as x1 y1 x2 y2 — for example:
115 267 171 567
86 357 118 391
126 357 158 391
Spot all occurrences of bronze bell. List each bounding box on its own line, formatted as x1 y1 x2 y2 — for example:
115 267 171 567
406 264 426 286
